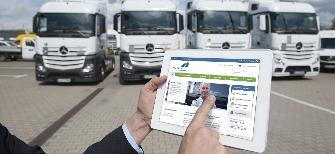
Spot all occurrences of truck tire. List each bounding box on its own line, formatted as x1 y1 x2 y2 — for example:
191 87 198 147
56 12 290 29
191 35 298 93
10 56 17 61
112 59 115 71
98 63 106 82
0 54 7 62
119 74 126 85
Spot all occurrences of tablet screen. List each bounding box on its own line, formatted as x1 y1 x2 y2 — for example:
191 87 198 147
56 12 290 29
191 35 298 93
159 57 260 140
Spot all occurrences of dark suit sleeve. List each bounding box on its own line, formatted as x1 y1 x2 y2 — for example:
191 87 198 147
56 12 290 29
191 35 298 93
84 126 139 154
0 123 45 154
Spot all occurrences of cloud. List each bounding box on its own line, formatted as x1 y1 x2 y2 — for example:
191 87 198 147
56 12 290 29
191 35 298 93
0 0 40 29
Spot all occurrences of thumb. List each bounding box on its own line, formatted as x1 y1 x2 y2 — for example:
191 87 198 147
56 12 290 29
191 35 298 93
190 96 216 127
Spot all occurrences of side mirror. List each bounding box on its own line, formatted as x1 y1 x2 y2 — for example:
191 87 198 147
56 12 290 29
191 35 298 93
259 15 267 31
32 14 38 33
192 13 197 32
113 13 121 33
316 16 321 31
178 14 184 32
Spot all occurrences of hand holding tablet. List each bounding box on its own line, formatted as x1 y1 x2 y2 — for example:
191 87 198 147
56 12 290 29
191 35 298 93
151 49 273 153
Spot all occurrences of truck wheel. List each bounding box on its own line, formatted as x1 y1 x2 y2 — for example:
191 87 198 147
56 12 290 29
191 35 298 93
10 56 17 61
98 63 106 82
119 74 126 85
0 54 7 62
112 59 115 71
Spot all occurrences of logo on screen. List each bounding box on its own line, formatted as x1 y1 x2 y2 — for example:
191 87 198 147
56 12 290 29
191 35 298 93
181 62 189 68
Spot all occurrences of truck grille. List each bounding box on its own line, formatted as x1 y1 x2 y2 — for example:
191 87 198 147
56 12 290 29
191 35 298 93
130 52 165 67
281 50 314 61
320 56 335 62
129 44 169 67
43 56 85 70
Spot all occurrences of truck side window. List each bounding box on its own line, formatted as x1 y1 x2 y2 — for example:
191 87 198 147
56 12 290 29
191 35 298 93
97 14 106 36
0 43 5 46
26 40 35 47
187 13 192 30
100 15 106 33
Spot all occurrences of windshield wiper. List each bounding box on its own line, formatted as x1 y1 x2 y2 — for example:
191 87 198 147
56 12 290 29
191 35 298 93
147 27 175 31
64 30 87 37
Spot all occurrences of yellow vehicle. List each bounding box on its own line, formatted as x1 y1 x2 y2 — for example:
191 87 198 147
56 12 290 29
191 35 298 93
15 34 38 48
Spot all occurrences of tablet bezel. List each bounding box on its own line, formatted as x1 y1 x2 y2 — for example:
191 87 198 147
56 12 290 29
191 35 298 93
151 49 273 153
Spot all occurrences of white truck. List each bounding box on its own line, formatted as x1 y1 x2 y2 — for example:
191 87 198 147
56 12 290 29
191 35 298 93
249 0 320 77
33 0 114 83
113 0 185 84
0 38 37 61
319 30 335 69
186 0 251 49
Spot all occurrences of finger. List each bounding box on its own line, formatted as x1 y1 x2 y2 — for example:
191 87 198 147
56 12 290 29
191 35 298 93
190 95 216 127
211 130 220 140
144 75 167 92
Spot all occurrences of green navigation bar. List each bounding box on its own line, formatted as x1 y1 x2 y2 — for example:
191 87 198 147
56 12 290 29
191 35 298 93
175 73 256 82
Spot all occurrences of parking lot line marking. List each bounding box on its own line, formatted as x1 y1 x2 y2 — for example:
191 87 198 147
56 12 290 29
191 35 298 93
14 74 28 79
271 91 335 115
0 67 34 70
0 74 28 78
28 88 104 146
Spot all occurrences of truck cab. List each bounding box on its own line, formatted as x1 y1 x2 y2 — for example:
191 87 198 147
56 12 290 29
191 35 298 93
319 30 335 69
33 0 114 83
250 0 320 77
113 0 185 84
186 0 251 49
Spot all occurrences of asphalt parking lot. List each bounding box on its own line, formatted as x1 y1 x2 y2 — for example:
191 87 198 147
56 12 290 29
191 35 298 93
0 58 334 154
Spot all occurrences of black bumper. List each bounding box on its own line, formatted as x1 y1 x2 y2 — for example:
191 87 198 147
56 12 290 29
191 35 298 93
120 66 161 81
36 68 100 83
119 52 161 81
35 54 102 83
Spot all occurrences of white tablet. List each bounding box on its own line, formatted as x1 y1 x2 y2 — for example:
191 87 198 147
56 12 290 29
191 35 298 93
151 49 273 153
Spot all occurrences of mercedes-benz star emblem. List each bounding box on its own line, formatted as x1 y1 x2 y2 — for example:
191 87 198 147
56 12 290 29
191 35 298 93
59 46 69 55
146 43 155 52
222 42 230 49
296 42 303 50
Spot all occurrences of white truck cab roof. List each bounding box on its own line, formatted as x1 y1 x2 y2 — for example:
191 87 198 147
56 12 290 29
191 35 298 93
121 0 177 11
39 0 107 14
250 0 316 13
188 0 249 12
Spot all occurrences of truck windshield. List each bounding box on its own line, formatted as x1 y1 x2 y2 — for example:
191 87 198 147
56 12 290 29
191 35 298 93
34 13 95 38
321 38 335 49
197 11 249 34
121 11 177 35
271 13 318 34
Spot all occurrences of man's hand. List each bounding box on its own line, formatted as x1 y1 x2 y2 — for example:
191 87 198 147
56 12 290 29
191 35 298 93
179 96 229 154
126 76 167 144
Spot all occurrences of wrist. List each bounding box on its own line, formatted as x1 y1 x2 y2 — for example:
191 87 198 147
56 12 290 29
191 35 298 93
126 111 152 144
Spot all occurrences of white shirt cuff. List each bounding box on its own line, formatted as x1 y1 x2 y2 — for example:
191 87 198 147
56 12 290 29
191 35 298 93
122 123 144 154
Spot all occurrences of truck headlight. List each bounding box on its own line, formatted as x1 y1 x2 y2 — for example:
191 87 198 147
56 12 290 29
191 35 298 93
122 61 133 70
82 64 94 73
42 47 48 55
37 64 46 72
312 54 320 65
274 54 284 65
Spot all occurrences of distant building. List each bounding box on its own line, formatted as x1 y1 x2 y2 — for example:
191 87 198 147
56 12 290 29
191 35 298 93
107 28 120 51
0 30 26 41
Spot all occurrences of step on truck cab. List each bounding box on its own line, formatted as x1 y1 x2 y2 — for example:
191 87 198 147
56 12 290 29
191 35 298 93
319 30 335 69
34 0 114 83
250 0 320 77
186 0 251 49
113 0 185 84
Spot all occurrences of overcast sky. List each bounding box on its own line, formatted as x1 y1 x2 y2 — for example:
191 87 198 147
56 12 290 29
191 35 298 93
0 0 334 30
